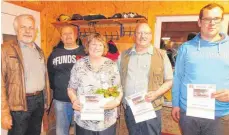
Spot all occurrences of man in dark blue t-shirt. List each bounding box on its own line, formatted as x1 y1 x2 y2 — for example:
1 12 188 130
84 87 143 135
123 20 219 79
47 25 85 135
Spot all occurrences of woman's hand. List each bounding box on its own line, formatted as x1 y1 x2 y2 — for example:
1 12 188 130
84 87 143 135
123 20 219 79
72 99 81 111
67 88 81 111
103 99 121 110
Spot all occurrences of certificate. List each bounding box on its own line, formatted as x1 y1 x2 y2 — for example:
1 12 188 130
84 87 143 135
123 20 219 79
187 84 216 119
80 94 104 121
126 92 156 123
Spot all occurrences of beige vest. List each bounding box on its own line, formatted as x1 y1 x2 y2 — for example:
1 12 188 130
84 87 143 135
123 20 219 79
120 47 165 110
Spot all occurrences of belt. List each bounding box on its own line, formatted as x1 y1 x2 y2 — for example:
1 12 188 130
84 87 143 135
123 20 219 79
26 91 42 97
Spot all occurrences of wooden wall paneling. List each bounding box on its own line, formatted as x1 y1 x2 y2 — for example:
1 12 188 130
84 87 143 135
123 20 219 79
10 1 229 56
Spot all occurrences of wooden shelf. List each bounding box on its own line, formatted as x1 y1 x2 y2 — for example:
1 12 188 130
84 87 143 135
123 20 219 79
115 18 147 24
52 21 70 28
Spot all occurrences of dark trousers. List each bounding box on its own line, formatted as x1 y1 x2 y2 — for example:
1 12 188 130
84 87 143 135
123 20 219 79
124 105 161 135
180 110 218 135
180 110 229 135
75 122 116 135
8 92 44 135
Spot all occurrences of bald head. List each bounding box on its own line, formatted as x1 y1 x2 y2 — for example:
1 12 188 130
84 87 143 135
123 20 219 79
135 23 152 35
134 23 152 51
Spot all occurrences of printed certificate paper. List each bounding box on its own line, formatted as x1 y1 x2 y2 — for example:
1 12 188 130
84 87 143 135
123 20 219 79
80 94 104 121
126 92 156 123
187 84 216 119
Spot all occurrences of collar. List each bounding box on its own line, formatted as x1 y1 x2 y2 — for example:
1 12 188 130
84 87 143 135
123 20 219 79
129 44 154 55
19 41 36 49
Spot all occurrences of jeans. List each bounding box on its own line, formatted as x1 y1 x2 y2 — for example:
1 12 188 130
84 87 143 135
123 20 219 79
8 92 44 135
54 99 74 135
124 105 161 135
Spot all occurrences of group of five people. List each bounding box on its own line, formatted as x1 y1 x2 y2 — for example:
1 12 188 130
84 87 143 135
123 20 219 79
1 3 229 135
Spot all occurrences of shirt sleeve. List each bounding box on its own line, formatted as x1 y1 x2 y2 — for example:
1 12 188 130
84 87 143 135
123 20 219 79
163 52 173 80
172 45 186 107
117 53 121 72
47 53 55 90
1 47 11 119
111 63 122 92
68 62 79 90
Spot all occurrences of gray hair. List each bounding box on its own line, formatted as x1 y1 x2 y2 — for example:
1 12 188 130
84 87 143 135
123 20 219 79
13 14 36 32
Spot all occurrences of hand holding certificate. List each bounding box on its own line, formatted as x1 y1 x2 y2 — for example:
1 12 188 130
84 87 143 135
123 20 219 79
187 84 216 119
80 94 104 121
125 92 156 123
212 89 229 102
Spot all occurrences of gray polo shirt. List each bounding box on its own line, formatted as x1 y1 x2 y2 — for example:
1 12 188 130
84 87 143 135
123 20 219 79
118 45 173 98
20 42 45 93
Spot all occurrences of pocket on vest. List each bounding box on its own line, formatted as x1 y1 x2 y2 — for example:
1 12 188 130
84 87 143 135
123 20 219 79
153 68 163 85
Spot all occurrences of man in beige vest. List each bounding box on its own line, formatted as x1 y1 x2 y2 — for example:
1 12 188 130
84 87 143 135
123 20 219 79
118 23 173 135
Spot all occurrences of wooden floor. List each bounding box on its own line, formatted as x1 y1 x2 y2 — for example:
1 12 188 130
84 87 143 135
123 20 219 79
45 124 178 135
46 124 74 135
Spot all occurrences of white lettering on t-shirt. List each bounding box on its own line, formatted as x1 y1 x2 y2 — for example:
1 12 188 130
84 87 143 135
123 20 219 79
53 55 77 66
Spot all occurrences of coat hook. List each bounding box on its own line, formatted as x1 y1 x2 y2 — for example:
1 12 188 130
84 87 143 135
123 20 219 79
93 25 96 33
84 29 87 37
88 27 91 34
111 32 113 40
116 31 119 40
122 26 125 36
129 26 132 37
105 31 108 40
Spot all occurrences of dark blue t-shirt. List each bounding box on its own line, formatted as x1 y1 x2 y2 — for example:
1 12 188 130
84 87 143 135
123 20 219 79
47 45 85 102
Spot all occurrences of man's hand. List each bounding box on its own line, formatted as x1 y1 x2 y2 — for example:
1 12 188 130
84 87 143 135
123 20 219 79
172 107 180 123
72 99 81 111
145 91 159 102
1 114 12 130
103 99 120 110
212 90 229 102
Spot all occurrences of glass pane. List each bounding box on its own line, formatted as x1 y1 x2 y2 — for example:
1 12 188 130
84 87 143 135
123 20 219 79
160 22 199 68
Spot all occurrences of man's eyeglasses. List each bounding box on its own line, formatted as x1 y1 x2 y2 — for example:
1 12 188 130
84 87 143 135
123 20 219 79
201 17 223 24
135 32 152 36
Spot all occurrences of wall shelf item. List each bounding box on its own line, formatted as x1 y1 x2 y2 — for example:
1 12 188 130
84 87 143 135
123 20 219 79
52 18 147 40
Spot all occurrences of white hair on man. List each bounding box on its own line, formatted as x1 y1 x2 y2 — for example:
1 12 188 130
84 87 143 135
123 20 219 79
13 14 36 32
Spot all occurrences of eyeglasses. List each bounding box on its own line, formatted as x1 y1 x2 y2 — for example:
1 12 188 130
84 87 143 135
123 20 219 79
135 32 152 36
201 17 223 24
